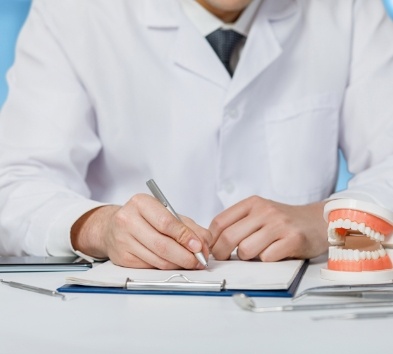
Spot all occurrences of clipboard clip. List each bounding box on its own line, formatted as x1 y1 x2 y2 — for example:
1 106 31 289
125 274 226 292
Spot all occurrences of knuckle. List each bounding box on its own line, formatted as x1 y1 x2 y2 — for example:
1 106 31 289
129 193 144 206
202 229 213 246
247 195 260 204
156 212 174 231
209 217 224 234
176 224 193 245
152 238 169 257
219 229 234 247
264 204 279 217
112 209 129 229
237 242 254 260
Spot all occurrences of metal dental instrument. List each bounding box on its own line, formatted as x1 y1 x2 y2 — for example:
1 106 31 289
0 279 66 300
292 283 393 302
232 293 393 313
146 179 208 268
292 290 393 302
312 311 393 321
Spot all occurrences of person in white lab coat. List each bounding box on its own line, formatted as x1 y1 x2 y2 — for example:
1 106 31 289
0 0 393 269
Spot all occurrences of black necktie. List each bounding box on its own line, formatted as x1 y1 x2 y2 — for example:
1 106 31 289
206 29 245 76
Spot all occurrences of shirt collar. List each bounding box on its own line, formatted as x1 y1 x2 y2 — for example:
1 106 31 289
179 0 263 37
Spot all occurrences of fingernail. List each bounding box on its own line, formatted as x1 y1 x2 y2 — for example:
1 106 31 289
188 239 201 252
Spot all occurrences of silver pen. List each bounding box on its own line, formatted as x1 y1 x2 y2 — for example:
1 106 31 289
146 179 208 268
0 279 66 300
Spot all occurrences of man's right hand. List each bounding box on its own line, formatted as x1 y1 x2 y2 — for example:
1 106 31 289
70 194 211 269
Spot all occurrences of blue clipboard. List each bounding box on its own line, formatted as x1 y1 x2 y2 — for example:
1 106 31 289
57 260 308 298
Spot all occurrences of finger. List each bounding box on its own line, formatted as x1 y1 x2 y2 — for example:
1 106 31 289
211 215 264 260
110 251 155 269
237 228 275 261
181 216 212 260
124 207 203 269
137 196 204 256
109 233 184 270
258 238 296 262
209 202 249 246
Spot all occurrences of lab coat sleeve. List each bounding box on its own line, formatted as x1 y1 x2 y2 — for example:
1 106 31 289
0 2 104 256
330 0 393 210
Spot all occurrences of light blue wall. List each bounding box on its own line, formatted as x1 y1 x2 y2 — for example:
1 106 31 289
6 0 387 192
384 0 393 19
0 0 31 107
335 151 352 192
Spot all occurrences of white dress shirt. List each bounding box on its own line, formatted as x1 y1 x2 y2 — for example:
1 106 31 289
180 0 262 36
0 0 393 257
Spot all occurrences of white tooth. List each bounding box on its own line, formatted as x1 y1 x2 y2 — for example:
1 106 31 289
370 230 375 239
351 222 358 231
348 249 354 260
358 223 366 234
374 232 381 241
334 248 339 261
328 230 344 245
372 251 379 260
338 249 343 261
354 250 360 261
366 251 372 260
360 251 366 260
380 234 385 242
336 219 344 228
343 249 349 260
328 221 334 230
378 248 386 257
329 247 336 261
365 227 371 236
343 219 351 229
333 248 338 261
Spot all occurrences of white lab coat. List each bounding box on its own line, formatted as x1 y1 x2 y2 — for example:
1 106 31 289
0 0 393 256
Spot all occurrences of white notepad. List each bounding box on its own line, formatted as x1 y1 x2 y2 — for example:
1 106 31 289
66 257 305 291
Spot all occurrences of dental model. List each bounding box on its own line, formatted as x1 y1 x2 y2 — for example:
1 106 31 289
321 199 393 282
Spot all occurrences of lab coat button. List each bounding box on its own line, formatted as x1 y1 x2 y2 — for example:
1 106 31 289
227 109 238 120
223 181 235 194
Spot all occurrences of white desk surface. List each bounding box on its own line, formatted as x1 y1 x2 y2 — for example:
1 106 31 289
0 255 390 354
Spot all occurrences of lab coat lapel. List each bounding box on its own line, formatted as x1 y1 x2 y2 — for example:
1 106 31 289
143 0 230 88
172 23 230 88
226 0 300 104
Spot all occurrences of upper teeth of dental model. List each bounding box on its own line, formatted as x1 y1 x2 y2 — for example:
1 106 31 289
328 218 385 245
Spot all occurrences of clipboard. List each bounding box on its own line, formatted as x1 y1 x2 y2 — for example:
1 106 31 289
57 259 308 298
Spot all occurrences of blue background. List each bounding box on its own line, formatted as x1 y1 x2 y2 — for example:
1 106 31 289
5 0 392 192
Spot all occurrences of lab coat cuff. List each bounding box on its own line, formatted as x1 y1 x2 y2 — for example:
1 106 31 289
46 200 108 258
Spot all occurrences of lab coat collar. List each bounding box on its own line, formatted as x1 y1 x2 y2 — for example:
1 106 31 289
144 0 230 88
142 0 300 90
226 0 300 104
143 0 180 28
